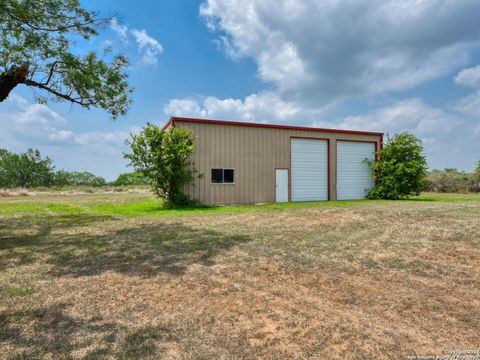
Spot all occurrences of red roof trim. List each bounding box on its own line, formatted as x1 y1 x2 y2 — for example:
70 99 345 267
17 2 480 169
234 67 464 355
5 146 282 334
167 116 383 136
161 118 175 130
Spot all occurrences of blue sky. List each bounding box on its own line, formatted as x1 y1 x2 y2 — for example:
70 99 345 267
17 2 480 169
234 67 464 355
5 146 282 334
2 0 480 180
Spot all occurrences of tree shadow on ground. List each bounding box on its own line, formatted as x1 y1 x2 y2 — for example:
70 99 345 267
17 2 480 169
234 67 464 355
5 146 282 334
0 215 251 277
48 222 251 277
0 214 252 358
0 303 181 359
0 215 114 270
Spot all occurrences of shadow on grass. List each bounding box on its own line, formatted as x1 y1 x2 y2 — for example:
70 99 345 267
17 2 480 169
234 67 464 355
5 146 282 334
0 303 180 359
0 215 114 271
49 223 250 277
0 214 251 277
0 213 252 357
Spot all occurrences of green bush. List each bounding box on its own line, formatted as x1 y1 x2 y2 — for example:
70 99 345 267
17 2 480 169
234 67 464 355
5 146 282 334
124 123 201 206
367 133 428 199
112 172 149 186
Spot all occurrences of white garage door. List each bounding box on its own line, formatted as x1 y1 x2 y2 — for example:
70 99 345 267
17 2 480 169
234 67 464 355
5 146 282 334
337 141 375 200
291 138 328 201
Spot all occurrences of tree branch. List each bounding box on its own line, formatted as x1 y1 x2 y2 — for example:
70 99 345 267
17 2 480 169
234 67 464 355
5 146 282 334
41 61 60 86
23 79 98 106
1 5 109 33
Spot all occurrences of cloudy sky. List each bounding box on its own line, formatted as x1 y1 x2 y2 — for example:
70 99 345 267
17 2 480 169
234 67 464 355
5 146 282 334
2 0 480 180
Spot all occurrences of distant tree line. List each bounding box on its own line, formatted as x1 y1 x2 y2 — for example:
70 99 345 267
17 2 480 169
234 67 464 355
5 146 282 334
53 170 107 187
0 148 148 188
427 164 480 193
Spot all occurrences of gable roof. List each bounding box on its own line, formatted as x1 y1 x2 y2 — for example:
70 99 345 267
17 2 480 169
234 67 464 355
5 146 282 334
164 116 384 136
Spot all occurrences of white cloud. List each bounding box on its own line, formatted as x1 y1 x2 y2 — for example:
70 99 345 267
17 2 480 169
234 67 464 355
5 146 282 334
454 65 480 88
165 93 462 137
164 92 326 123
110 18 129 42
110 20 163 66
165 99 206 117
452 91 480 119
322 98 461 136
47 128 127 148
0 95 128 156
5 94 66 126
130 29 164 65
200 0 480 102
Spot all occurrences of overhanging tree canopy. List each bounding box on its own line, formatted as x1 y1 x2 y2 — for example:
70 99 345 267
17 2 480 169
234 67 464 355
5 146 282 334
0 0 133 118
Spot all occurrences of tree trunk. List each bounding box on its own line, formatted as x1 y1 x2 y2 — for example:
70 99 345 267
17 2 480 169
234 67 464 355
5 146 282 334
0 63 29 102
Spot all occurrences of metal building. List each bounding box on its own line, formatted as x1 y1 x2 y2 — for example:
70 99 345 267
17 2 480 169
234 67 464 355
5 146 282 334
164 117 383 205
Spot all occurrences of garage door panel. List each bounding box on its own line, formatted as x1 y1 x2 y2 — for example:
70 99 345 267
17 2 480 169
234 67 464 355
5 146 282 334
337 141 375 200
291 138 328 202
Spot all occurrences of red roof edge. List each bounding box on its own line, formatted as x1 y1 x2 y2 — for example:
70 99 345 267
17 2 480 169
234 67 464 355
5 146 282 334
161 118 175 130
164 116 384 136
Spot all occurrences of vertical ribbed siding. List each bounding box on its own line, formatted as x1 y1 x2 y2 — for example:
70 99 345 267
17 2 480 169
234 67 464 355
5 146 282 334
176 121 381 205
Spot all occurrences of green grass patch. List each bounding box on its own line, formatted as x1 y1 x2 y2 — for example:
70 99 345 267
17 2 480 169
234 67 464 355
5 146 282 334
1 192 479 219
0 197 376 218
7 287 33 297
90 198 382 217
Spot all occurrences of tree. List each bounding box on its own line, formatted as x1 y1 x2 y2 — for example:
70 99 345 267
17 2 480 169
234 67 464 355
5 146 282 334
475 159 480 176
427 168 480 193
367 133 428 199
0 148 54 187
124 123 200 205
53 170 106 186
0 0 132 118
112 171 149 186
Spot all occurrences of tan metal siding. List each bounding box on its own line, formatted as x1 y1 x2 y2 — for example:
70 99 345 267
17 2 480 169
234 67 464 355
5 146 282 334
176 121 381 205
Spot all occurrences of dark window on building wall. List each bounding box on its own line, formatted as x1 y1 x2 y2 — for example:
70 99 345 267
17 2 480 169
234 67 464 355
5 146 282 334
211 168 223 183
211 168 235 184
223 169 234 183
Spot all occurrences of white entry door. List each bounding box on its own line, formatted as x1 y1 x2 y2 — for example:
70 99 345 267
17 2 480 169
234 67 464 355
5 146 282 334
275 169 289 203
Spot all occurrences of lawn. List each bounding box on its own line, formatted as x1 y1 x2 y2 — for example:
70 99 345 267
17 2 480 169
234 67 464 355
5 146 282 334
1 190 479 359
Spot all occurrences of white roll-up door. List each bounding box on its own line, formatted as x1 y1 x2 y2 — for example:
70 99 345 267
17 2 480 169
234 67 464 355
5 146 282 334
337 141 375 200
291 138 328 201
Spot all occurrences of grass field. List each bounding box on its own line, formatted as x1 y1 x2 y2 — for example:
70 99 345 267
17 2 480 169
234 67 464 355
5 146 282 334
1 190 479 359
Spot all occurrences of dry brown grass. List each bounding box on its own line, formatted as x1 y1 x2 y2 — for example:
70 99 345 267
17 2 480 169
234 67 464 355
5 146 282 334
0 193 479 359
0 189 29 197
